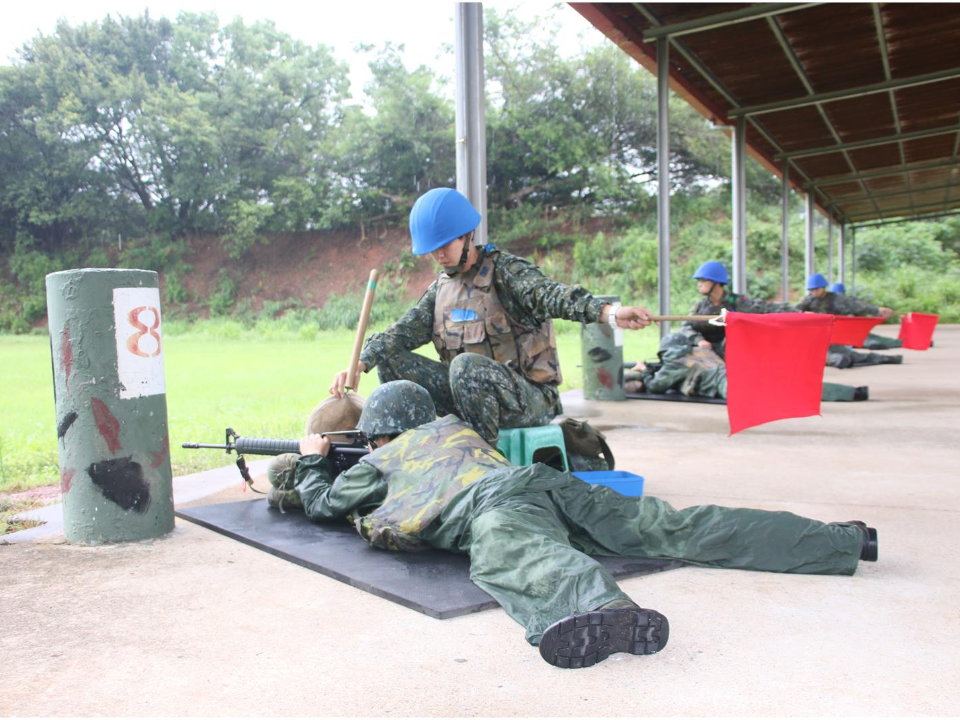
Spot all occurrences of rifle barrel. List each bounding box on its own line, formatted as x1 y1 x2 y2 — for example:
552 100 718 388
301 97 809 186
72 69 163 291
181 442 230 450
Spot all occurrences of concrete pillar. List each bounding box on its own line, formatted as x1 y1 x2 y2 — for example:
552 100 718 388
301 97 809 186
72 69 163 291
454 2 488 245
851 226 857 294
582 295 625 402
46 269 174 543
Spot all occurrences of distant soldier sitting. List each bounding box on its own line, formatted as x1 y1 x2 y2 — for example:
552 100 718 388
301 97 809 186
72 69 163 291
678 261 795 359
272 380 879 669
799 274 903 368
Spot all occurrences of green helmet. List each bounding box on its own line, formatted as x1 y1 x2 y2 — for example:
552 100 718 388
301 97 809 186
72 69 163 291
357 380 436 437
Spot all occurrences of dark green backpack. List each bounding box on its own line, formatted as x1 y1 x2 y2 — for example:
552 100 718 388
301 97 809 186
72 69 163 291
559 418 615 472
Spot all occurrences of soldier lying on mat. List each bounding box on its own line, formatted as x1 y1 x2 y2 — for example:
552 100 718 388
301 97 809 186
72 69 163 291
625 333 869 402
267 379 878 669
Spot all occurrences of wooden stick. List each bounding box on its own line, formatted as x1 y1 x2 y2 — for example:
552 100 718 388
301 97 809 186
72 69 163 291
345 269 379 391
649 314 721 322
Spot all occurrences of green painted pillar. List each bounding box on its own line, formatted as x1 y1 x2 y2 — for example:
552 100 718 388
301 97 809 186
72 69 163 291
581 295 626 402
46 269 174 543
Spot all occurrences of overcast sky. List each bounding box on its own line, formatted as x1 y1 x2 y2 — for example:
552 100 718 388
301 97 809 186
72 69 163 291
1 1 606 93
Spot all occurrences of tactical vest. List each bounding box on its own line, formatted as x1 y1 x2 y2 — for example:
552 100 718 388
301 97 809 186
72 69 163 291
432 250 562 385
355 414 511 552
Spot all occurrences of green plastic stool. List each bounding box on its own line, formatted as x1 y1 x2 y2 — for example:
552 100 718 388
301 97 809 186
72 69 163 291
497 425 569 471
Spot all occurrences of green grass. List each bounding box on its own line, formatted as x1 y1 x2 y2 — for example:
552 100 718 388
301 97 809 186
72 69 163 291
0 321 659 494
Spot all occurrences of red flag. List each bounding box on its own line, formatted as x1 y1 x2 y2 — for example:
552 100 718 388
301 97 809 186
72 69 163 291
898 312 939 350
830 315 885 345
725 312 834 435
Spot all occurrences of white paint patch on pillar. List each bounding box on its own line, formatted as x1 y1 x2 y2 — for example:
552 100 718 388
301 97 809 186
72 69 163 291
113 287 166 399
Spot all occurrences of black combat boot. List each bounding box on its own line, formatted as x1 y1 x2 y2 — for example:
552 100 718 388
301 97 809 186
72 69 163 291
538 603 669 669
846 520 879 562
853 386 869 401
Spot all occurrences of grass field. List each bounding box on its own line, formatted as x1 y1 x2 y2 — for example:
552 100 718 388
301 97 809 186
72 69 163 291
0 320 660 494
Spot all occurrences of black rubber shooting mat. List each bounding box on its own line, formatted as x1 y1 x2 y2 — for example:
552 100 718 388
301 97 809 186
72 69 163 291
176 499 685 620
625 391 726 405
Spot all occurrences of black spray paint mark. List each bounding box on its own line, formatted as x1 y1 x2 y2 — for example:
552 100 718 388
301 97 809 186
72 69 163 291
588 347 612 363
87 456 151 514
57 411 79 441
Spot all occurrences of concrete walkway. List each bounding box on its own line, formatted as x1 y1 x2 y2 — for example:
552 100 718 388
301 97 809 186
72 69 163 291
2 326 958 716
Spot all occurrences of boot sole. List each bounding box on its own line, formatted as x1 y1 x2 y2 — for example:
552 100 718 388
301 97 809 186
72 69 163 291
539 608 669 669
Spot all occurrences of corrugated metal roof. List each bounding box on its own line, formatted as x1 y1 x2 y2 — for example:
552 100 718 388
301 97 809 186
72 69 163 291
570 2 960 223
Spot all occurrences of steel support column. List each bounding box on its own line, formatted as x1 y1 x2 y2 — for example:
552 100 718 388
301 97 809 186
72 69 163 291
827 217 834 283
851 226 857 294
732 115 747 294
781 160 790 301
657 37 671 339
805 193 816 279
454 3 488 245
839 225 847 286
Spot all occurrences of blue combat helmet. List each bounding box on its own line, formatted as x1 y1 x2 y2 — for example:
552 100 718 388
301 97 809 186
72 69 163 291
830 282 846 294
692 261 729 285
409 188 482 256
806 273 829 290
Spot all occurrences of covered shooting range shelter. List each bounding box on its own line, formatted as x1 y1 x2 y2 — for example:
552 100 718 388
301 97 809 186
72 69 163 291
454 3 960 337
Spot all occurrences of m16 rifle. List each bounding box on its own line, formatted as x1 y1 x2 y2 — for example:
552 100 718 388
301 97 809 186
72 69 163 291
182 428 369 493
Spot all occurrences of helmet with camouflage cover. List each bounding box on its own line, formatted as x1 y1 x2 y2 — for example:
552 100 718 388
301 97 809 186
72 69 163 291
305 394 365 442
357 380 436 437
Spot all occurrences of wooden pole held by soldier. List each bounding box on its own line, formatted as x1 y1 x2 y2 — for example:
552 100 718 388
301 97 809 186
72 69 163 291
649 314 721 322
345 269 379 391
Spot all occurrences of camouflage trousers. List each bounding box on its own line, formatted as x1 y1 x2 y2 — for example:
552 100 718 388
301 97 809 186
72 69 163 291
861 333 903 350
437 469 864 645
375 350 562 443
827 345 903 369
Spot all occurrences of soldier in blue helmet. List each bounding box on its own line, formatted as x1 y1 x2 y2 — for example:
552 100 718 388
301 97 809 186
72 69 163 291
829 282 903 350
798 273 894 318
678 260 795 358
283 380 879 669
330 188 656 444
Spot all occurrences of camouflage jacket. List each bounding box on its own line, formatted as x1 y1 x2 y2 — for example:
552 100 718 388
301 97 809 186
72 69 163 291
295 416 567 552
796 292 879 316
360 246 607 374
680 293 795 345
640 344 727 399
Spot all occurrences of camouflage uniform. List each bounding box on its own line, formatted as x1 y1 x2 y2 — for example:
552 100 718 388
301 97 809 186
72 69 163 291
796 292 879 316
861 333 903 350
293 414 864 645
826 345 903 369
627 334 865 401
679 293 796 358
360 246 607 443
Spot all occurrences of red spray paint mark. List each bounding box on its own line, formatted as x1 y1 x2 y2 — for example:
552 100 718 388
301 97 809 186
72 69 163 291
91 398 122 454
61 468 75 494
597 366 615 390
150 435 169 469
60 326 74 391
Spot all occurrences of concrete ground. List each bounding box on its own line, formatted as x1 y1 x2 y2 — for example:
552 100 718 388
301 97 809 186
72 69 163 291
2 325 958 716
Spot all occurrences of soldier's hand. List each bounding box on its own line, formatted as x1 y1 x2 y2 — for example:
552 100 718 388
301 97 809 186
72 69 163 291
329 361 366 399
616 306 655 329
300 434 331 457
879 307 894 319
698 340 713 349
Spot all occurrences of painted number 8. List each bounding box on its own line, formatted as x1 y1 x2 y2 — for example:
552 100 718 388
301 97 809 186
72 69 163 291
126 306 162 358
